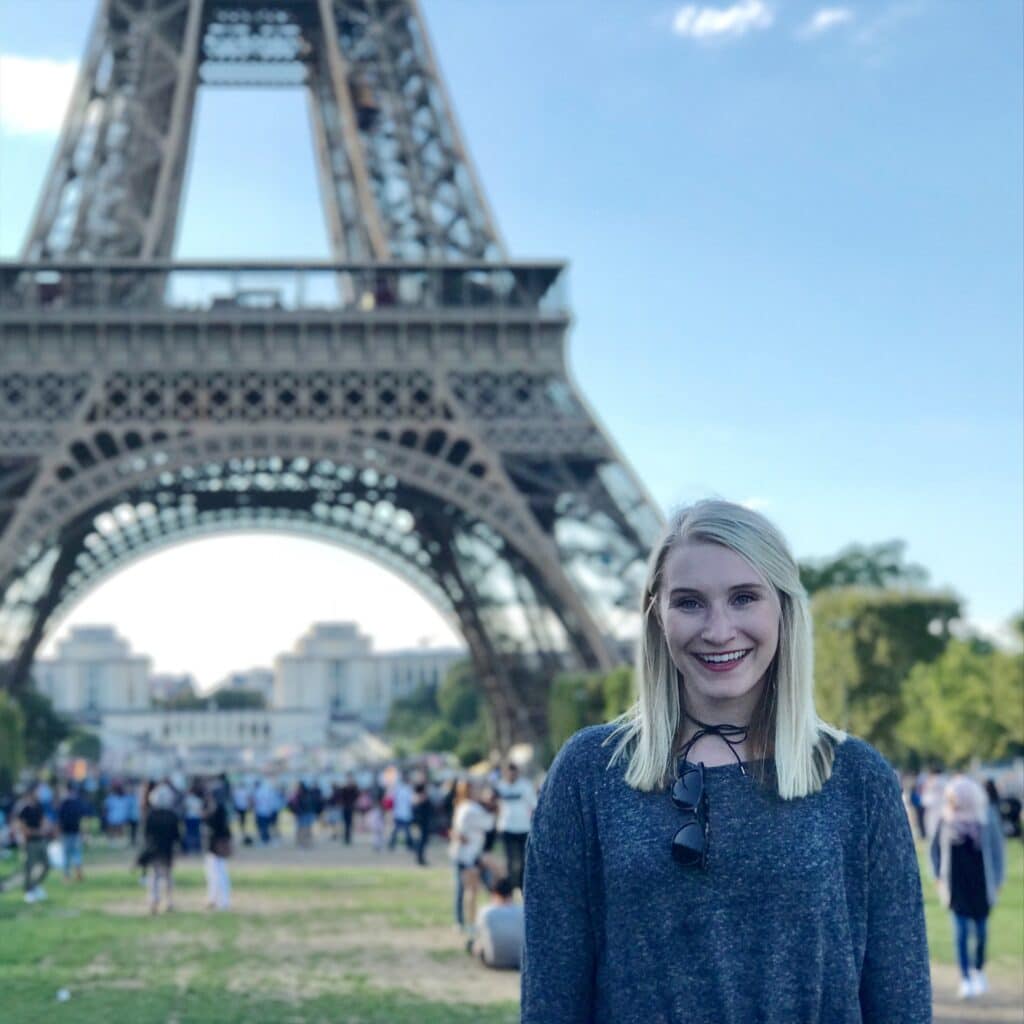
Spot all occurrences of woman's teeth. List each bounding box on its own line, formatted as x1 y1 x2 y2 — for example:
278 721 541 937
695 650 750 665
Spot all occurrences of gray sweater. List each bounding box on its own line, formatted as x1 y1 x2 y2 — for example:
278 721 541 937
521 725 931 1023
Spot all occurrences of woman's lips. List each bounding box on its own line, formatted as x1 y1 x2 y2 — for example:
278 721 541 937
692 649 751 673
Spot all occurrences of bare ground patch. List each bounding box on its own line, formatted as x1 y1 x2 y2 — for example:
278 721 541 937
232 921 518 1005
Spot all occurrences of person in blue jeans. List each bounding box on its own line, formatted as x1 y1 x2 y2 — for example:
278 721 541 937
387 774 415 852
930 774 1006 1000
57 784 87 881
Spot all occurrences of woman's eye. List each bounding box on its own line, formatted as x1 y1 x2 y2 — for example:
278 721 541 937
671 597 701 610
733 592 757 606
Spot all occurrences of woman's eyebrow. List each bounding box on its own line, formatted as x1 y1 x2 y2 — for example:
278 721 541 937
668 583 766 596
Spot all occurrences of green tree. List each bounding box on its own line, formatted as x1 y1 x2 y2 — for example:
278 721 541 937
896 639 1024 766
68 729 102 762
547 671 607 751
800 540 929 596
414 720 460 753
385 682 440 737
812 588 960 760
602 666 634 720
211 688 265 710
16 684 69 767
436 661 482 729
0 691 25 794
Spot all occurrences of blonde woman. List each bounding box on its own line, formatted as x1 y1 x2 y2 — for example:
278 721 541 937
522 500 931 1023
930 775 1005 999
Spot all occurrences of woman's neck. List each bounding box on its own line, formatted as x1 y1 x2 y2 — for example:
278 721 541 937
676 698 758 767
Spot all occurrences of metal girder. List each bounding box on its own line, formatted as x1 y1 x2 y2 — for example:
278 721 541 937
5 1 660 748
23 0 502 263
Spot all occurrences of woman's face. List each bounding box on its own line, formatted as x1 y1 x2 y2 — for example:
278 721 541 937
659 540 781 720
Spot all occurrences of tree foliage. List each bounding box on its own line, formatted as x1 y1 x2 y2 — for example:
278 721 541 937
0 691 25 794
896 640 1024 767
210 688 266 710
800 540 929 596
812 587 960 760
547 667 636 754
16 683 69 767
385 660 495 765
68 729 103 762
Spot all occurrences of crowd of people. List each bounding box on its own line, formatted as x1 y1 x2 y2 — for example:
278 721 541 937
1 761 533 969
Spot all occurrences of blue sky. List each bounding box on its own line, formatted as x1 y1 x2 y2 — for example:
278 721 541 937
1 1 1021 685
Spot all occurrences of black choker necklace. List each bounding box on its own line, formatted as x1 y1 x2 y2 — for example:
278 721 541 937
678 711 750 775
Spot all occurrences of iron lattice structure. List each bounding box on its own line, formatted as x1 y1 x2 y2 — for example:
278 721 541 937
0 0 661 749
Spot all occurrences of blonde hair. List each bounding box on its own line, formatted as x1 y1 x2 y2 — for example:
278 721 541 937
607 499 844 800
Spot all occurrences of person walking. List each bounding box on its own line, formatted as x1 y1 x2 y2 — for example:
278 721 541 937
411 779 433 866
522 500 931 1023
494 762 535 892
203 790 232 911
16 786 51 903
182 781 204 855
232 780 252 843
142 784 181 914
56 784 87 882
253 777 277 845
387 773 415 852
339 774 360 846
930 775 1006 999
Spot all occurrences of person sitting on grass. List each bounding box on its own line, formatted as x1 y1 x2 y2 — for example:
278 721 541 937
471 877 523 970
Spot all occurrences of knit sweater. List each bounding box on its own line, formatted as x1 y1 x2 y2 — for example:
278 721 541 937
521 724 931 1023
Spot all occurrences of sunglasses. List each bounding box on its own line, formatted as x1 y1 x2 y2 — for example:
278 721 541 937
671 762 708 870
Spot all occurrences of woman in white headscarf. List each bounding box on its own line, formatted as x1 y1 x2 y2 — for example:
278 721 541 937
930 774 1006 1000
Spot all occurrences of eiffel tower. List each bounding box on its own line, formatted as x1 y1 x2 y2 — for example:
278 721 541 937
0 0 661 750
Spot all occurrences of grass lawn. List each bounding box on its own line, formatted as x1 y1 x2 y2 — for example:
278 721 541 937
0 838 1019 1023
0 848 518 1024
917 836 1023 974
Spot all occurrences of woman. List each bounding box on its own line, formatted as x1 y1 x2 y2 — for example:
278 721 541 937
142 784 180 914
183 781 204 855
449 779 499 935
930 775 1005 999
522 500 931 1023
203 788 232 911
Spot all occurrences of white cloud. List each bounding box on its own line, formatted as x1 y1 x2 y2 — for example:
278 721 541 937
800 7 855 38
672 0 774 41
0 55 77 135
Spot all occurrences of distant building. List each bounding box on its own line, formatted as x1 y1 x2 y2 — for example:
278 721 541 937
275 622 464 728
211 667 274 703
32 621 464 772
150 672 198 704
34 626 151 716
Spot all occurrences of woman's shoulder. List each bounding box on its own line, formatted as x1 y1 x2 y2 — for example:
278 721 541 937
550 723 620 773
830 733 902 794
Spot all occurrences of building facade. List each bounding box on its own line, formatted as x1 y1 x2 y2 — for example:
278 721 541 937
34 626 151 715
275 623 464 728
33 622 465 771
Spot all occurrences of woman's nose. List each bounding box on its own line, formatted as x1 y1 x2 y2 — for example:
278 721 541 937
700 605 737 645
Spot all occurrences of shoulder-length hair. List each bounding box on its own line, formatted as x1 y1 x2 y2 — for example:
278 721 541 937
607 499 844 800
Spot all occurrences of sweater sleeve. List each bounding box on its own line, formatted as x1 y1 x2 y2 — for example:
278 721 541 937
521 732 597 1023
858 763 932 1023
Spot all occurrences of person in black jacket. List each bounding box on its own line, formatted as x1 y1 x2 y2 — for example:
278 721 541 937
142 784 181 914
